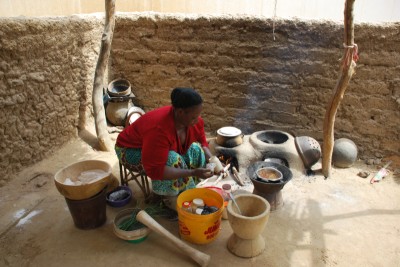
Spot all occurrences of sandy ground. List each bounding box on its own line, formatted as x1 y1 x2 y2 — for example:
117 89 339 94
0 128 399 267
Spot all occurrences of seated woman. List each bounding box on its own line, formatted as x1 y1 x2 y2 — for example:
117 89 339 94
115 87 214 204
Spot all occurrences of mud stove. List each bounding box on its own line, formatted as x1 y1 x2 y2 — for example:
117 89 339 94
209 130 311 211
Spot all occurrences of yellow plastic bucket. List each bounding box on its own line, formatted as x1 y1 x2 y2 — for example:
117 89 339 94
176 188 224 245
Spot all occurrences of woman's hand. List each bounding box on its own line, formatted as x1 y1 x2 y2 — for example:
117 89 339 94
163 166 214 180
192 168 214 179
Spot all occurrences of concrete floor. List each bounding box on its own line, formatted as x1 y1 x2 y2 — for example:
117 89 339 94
1 135 400 267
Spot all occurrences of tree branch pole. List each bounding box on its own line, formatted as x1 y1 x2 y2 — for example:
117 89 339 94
92 0 116 151
322 0 358 178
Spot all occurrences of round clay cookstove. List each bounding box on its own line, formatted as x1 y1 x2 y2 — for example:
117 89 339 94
247 161 293 211
249 130 304 172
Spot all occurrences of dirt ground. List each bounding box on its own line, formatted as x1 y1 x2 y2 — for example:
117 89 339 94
0 128 399 267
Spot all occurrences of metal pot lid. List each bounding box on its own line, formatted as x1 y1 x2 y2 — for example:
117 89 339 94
217 126 242 137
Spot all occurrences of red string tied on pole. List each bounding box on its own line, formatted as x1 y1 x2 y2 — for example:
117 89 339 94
342 43 359 68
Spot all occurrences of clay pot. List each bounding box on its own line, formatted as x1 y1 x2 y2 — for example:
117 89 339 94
227 194 271 258
332 138 358 168
106 100 133 126
107 79 131 97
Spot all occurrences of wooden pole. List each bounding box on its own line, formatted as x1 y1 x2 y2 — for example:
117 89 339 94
322 0 358 178
92 0 116 151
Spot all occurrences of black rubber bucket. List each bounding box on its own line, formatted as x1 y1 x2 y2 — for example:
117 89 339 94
65 186 107 230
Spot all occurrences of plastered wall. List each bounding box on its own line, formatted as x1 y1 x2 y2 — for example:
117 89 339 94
0 13 399 184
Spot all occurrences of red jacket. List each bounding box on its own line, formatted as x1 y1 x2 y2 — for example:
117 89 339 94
116 106 208 180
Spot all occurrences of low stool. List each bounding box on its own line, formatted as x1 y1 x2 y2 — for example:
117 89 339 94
119 161 152 203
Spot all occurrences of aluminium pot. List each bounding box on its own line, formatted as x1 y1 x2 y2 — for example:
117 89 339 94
294 136 321 169
216 127 244 148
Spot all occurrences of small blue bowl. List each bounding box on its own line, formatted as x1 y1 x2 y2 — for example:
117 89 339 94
106 186 132 207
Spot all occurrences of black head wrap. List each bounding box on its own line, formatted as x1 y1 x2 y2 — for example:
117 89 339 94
170 87 203 108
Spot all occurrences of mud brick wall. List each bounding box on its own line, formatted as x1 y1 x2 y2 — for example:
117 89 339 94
0 13 399 184
0 16 102 185
110 14 400 159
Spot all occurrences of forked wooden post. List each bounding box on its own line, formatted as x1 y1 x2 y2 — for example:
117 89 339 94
92 0 116 151
322 0 358 178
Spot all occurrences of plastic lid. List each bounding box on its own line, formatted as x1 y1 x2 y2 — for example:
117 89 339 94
192 198 204 206
182 201 191 208
195 208 204 215
222 184 231 191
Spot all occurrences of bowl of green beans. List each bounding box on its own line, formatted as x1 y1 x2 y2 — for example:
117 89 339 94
113 208 150 243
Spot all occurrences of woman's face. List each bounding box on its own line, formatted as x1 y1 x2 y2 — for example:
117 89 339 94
176 104 203 127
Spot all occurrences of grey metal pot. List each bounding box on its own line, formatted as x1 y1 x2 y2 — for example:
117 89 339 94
216 127 244 148
294 136 321 169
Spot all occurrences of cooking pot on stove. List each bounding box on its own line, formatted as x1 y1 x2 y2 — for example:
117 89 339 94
216 126 243 148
